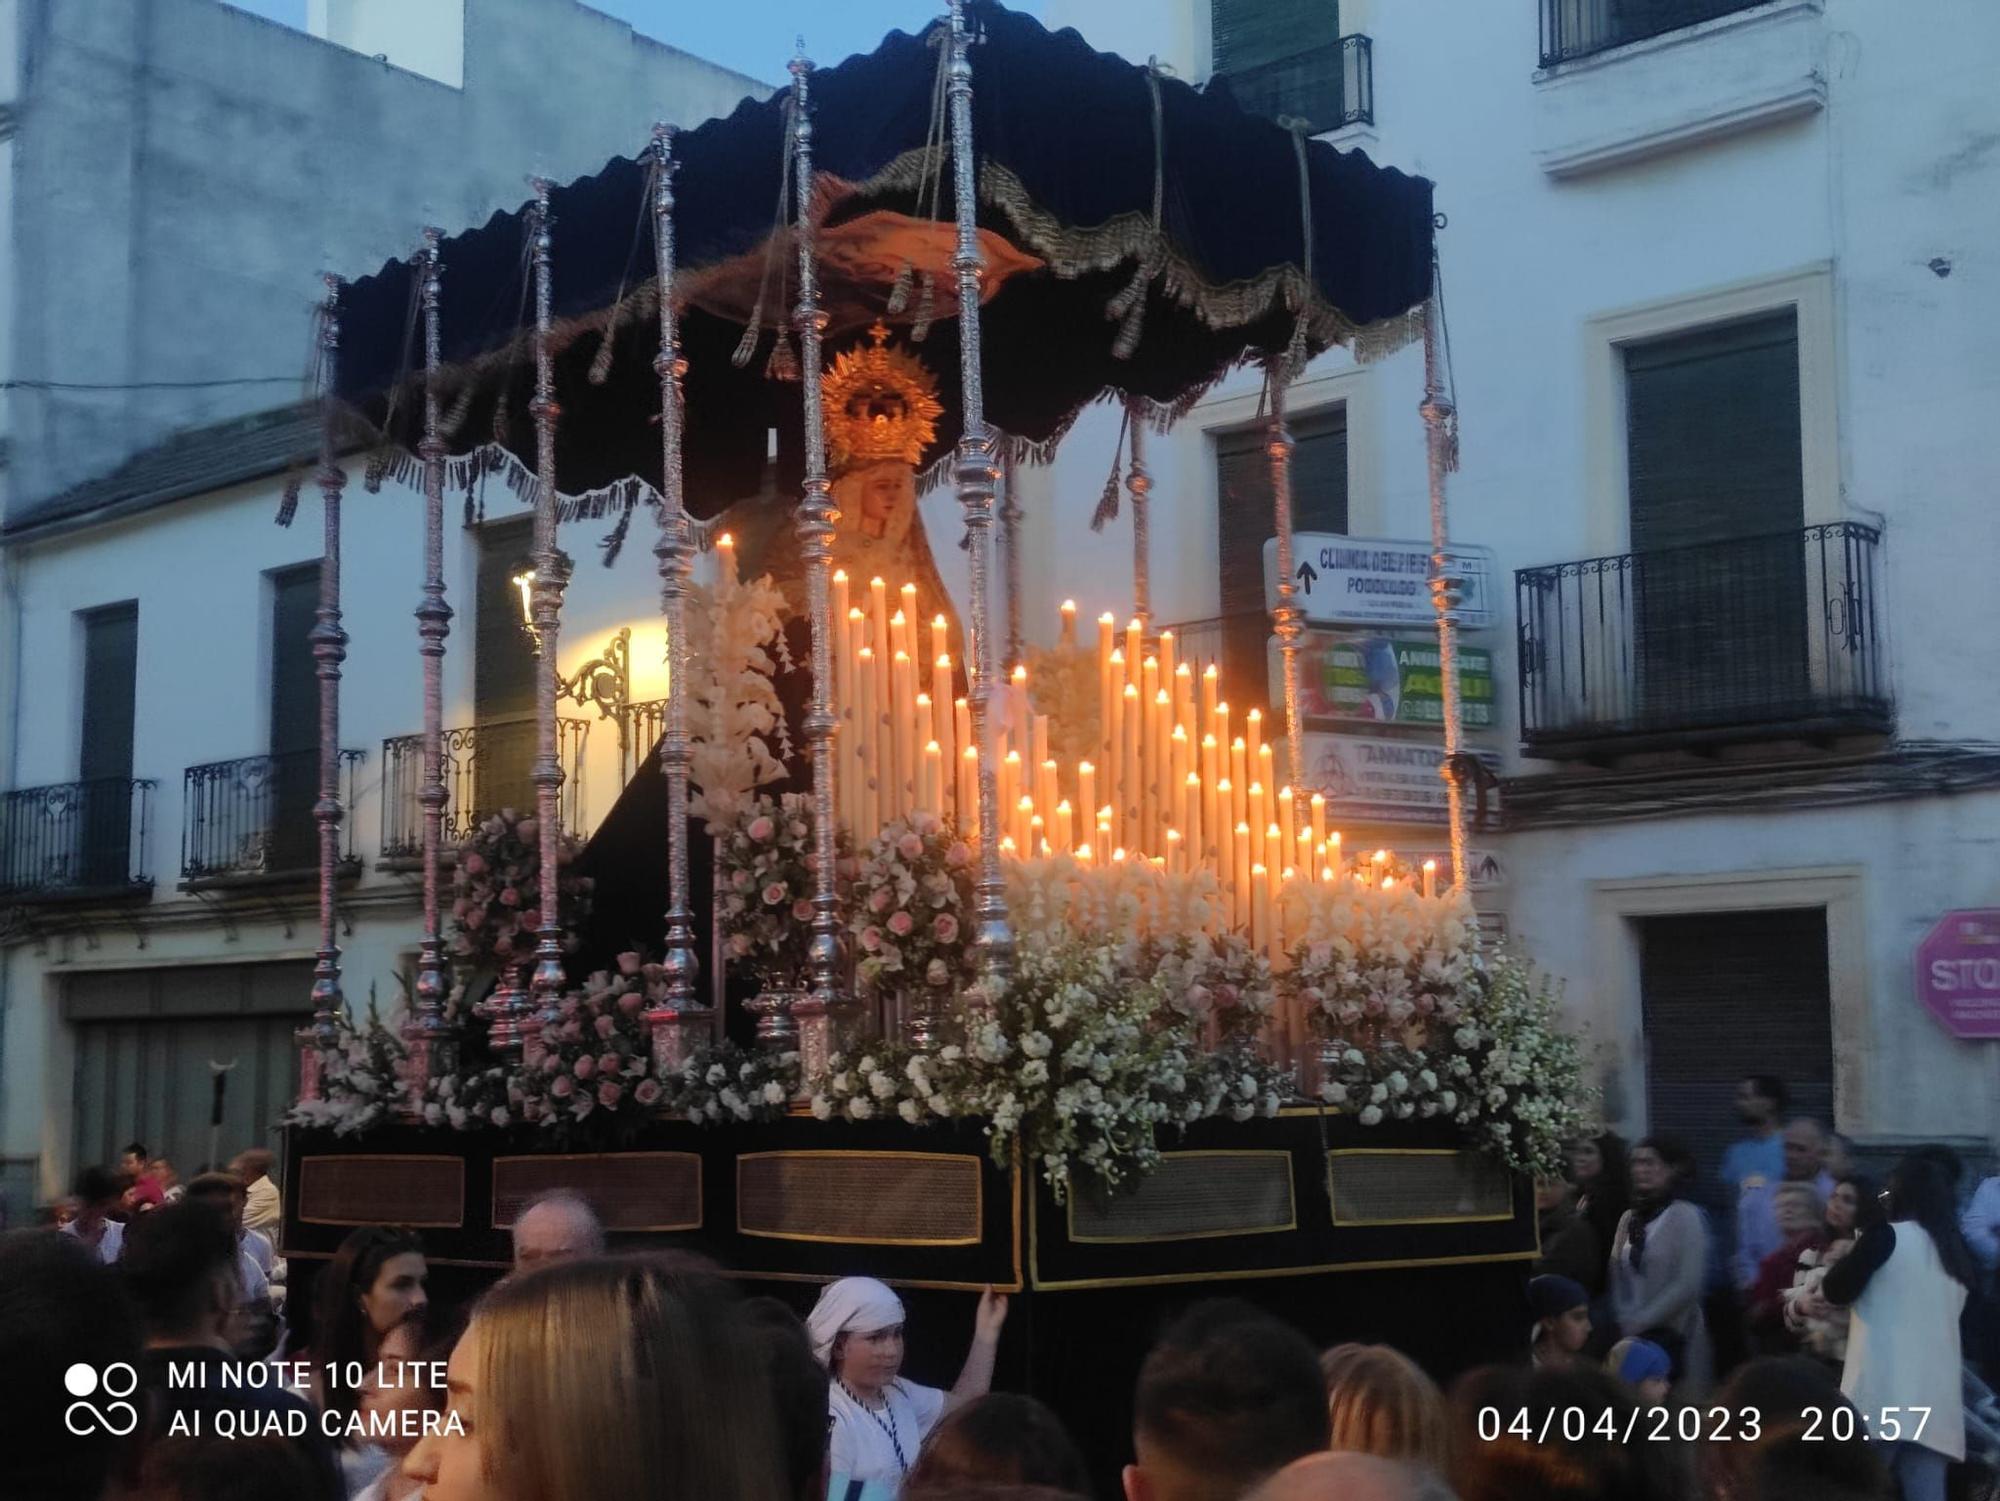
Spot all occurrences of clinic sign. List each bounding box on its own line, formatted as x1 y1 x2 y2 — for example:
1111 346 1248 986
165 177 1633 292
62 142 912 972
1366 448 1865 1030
1285 632 1496 729
1298 733 1500 825
1915 909 2000 1039
1263 534 1497 631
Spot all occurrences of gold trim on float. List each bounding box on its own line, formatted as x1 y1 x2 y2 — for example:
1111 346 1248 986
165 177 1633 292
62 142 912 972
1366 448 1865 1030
489 1151 704 1233
1064 1150 1297 1245
1325 1148 1517 1228
735 1150 984 1247
295 1154 466 1228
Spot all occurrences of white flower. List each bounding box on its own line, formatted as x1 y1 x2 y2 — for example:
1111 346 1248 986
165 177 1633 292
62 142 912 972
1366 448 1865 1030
1359 1105 1384 1126
869 1072 897 1100
762 1081 787 1106
848 1098 876 1120
1019 1060 1049 1087
810 1095 833 1120
1321 1082 1348 1105
897 1099 922 1124
940 1045 964 1063
1386 1071 1409 1095
423 1103 444 1126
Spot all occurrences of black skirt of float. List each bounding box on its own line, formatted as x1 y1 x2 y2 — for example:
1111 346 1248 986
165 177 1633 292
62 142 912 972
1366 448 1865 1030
281 1116 1533 1492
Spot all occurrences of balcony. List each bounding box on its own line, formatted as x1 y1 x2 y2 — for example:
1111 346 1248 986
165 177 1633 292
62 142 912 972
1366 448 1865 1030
1517 523 1891 759
621 699 665 784
0 778 156 904
379 717 589 866
1216 35 1372 134
1539 0 1774 67
181 749 364 888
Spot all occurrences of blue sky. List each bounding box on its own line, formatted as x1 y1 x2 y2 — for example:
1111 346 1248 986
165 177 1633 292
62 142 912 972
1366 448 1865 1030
222 1 1041 84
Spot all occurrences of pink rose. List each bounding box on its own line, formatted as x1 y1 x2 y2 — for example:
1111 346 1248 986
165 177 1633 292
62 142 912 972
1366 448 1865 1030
897 833 924 860
748 816 776 842
729 934 753 957
932 913 959 943
860 926 883 952
516 817 539 844
763 882 787 907
499 887 520 908
469 906 488 929
561 1021 583 1044
634 1078 663 1107
1363 995 1386 1018
733 870 754 891
1414 995 1436 1016
452 898 470 919
494 935 514 956
1336 1000 1365 1026
550 1075 574 1099
598 1052 622 1076
594 1014 616 1039
597 1080 624 1109
618 990 645 1015
541 1053 562 1074
888 911 914 937
869 888 892 914
926 958 949 986
789 821 809 840
946 842 971 867
574 1055 596 1080
792 899 814 922
462 854 486 876
617 951 643 976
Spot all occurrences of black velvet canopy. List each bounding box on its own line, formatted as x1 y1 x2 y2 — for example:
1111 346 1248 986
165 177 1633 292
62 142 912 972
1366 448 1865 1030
336 1 1434 516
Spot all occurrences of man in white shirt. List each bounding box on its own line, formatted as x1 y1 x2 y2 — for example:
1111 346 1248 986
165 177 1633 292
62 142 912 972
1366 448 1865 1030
57 1166 127 1265
230 1148 282 1241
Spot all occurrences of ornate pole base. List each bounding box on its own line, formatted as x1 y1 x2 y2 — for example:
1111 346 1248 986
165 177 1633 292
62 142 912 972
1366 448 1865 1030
295 1030 324 1104
482 965 533 1060
644 1005 697 1082
745 986 802 1053
789 990 843 1093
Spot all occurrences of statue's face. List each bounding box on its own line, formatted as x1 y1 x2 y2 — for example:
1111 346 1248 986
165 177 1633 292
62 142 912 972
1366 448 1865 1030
837 461 918 548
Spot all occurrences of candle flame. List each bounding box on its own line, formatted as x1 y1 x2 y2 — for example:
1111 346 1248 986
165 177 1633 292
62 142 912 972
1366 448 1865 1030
926 740 941 754
1382 876 1395 890
1012 664 1028 683
1176 662 1192 679
1186 771 1200 786
833 568 847 582
1056 799 1072 814
1062 599 1077 612
718 532 735 548
1078 760 1095 774
1124 685 1139 699
1422 859 1438 872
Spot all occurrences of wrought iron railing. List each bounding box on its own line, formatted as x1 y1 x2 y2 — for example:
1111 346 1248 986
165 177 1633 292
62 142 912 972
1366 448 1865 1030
1516 522 1890 755
181 749 364 884
621 699 666 784
1217 34 1372 132
0 778 156 900
1540 0 1771 67
379 717 589 862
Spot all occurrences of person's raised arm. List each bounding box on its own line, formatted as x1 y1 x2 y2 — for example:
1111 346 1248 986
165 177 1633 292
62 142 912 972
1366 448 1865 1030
945 1287 1009 1412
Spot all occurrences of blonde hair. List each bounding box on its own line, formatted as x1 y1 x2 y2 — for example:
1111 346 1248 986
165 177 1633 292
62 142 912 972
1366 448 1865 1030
472 1256 788 1501
1319 1343 1450 1471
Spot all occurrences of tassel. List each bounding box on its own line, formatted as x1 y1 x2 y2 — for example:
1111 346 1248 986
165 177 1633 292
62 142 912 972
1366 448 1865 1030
600 499 633 566
276 470 303 528
462 482 476 529
910 273 936 343
363 450 389 493
886 260 915 315
492 393 511 447
732 309 763 369
588 327 616 386
1090 466 1123 532
765 326 799 383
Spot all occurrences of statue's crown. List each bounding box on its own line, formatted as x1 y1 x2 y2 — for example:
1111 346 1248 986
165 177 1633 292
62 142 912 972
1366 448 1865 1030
823 321 942 471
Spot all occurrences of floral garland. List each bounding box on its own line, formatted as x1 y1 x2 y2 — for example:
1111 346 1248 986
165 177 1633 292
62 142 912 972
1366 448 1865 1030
809 939 1286 1199
516 960 659 1137
686 546 792 834
284 1001 409 1137
450 808 593 971
660 1041 801 1124
717 793 841 985
850 812 975 995
1284 880 1479 1046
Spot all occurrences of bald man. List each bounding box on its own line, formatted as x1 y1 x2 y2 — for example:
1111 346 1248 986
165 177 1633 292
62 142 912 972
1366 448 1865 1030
1248 1454 1457 1501
511 1191 606 1273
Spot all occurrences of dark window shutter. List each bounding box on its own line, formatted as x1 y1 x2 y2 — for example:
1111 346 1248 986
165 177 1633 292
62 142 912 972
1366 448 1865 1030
1625 312 1807 727
268 564 321 869
1212 0 1344 126
78 602 139 886
1639 908 1833 1211
475 518 538 818
1216 408 1347 717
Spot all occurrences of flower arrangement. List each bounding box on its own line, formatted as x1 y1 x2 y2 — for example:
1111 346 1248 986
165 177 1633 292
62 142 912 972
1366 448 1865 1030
809 939 1284 1199
1284 880 1479 1049
284 1001 407 1136
449 808 592 971
686 540 792 834
717 793 840 984
1007 854 1228 949
660 1041 801 1124
1450 953 1595 1178
514 958 660 1137
849 811 975 995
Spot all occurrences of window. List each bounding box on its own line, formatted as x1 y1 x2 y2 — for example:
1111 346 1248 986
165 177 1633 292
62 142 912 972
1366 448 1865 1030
1624 310 1805 727
1541 0 1774 68
267 564 321 870
1211 0 1368 131
78 602 139 886
1215 406 1347 718
474 517 538 817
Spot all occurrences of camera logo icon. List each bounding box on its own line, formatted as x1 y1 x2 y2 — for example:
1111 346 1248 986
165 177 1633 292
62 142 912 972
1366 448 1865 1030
63 1362 140 1437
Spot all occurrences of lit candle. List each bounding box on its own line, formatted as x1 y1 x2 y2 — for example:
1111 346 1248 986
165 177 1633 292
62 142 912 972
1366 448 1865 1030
1184 772 1202 868
1231 736 1249 806
1077 841 1093 864
923 739 943 815
1201 665 1220 734
1327 831 1342 878
1038 759 1059 826
1010 664 1031 748
1257 742 1275 802
869 578 892 774
900 582 919 650
856 646 879 838
1309 792 1327 861
1126 617 1143 675
1053 798 1074 854
1200 733 1220 805
1234 821 1253 934
1121 683 1142 855
1276 786 1297 861
1165 826 1183 874
930 612 950 684
1252 865 1272 960
1246 708 1263 776
1098 614 1118 767
916 693 933 809
1175 661 1196 735
1248 782 1267 870
1060 598 1078 647
1030 813 1046 859
1000 750 1021 830
1423 859 1438 900
1169 726 1191 842
1148 687 1170 853
894 649 918 817
1077 762 1096 834
1001 834 1017 858
933 662 957 814
1016 795 1035 857
1201 773 1221 868
1216 810 1237 928
1157 628 1176 691
716 531 738 579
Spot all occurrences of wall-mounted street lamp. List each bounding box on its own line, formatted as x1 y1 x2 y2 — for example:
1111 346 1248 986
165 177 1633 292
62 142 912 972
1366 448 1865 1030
512 558 632 732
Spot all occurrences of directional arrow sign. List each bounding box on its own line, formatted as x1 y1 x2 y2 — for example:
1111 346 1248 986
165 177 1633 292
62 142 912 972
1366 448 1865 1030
1265 534 1496 630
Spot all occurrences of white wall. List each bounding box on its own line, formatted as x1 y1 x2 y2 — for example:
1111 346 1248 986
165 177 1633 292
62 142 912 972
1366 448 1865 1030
309 0 467 88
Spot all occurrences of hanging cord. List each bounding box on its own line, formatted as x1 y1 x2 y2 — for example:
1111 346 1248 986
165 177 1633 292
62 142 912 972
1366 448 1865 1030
363 264 428 492
1277 116 1316 382
1430 247 1462 472
908 25 955 341
1089 401 1133 531
488 228 536 454
275 298 330 528
589 156 659 386
733 92 798 370
891 23 953 322
1108 59 1170 359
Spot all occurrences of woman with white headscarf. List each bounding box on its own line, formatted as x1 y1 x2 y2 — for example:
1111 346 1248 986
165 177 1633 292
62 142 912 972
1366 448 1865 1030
808 1276 1009 1494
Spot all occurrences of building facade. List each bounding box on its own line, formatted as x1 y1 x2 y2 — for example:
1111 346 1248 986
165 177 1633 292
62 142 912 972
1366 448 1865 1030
4 0 1997 1218
0 0 765 1220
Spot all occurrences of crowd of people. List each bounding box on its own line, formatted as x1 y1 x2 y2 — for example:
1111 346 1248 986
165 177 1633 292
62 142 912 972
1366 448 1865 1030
6 1093 1998 1501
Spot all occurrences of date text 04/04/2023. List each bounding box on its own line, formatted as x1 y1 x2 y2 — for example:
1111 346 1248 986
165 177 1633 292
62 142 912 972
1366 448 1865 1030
1474 1406 1931 1446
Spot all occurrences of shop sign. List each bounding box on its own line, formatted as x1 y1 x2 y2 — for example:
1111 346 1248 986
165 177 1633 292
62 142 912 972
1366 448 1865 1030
1279 631 1496 730
1297 733 1501 826
1264 533 1497 630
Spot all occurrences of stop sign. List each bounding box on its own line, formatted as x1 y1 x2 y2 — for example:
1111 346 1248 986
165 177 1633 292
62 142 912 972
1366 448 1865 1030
1914 909 2000 1039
